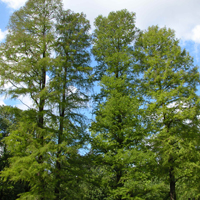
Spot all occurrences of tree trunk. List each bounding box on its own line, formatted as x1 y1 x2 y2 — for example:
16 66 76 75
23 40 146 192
169 165 176 200
55 67 66 199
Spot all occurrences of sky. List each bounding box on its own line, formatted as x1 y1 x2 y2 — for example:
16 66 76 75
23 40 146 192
0 0 200 108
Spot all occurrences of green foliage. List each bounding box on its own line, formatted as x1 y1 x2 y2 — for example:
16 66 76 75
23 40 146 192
0 0 93 199
135 25 200 200
92 9 138 80
91 10 158 200
0 106 30 200
0 4 199 200
48 9 92 199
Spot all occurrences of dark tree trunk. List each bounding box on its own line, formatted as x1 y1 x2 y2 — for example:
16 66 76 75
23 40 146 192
169 165 176 200
55 66 67 199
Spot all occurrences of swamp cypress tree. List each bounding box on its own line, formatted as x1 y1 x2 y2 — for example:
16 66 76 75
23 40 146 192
91 10 155 200
135 26 200 200
49 9 92 199
0 0 63 199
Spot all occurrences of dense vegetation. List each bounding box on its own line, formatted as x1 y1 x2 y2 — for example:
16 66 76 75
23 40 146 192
0 0 199 199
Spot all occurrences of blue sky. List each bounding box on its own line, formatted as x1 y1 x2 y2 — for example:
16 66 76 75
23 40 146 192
0 0 200 108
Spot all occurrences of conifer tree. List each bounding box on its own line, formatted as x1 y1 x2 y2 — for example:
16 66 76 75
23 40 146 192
91 10 155 199
0 106 30 200
135 26 200 200
0 0 63 199
48 9 92 199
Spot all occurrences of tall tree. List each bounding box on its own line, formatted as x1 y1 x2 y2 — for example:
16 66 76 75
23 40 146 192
91 10 156 200
135 26 200 200
49 9 92 199
0 0 62 199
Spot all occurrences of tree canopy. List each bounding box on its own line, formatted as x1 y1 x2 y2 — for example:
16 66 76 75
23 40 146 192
0 2 199 200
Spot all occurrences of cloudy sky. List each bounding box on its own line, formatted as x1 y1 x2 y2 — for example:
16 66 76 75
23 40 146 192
0 0 200 108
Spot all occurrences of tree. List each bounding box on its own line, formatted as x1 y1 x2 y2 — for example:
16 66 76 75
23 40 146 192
91 10 156 200
134 25 200 200
0 0 94 198
0 106 30 200
0 0 63 199
48 9 92 199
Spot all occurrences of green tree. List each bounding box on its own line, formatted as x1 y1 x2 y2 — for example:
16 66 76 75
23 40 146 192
0 1 94 199
0 0 62 199
135 26 200 200
48 9 92 199
91 10 156 200
0 106 30 200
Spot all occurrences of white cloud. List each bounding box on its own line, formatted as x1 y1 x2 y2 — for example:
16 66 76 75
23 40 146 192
0 29 8 42
63 0 200 43
12 74 50 110
2 0 200 43
0 96 5 106
1 0 26 9
0 93 33 110
16 94 34 110
0 75 50 110
191 25 200 43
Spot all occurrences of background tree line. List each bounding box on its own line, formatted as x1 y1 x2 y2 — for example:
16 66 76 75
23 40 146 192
0 0 199 199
